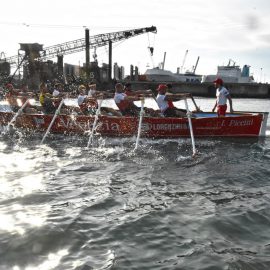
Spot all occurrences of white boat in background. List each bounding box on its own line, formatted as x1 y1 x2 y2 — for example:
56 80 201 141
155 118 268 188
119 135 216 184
202 60 256 84
144 67 202 83
142 51 202 83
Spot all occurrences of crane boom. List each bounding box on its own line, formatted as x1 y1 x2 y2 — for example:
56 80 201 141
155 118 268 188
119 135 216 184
180 49 188 73
4 26 157 67
193 56 200 74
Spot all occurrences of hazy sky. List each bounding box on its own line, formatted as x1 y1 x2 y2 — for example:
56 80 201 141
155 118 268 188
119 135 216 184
1 0 270 82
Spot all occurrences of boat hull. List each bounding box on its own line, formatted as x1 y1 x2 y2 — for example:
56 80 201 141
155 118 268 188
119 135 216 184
0 112 267 138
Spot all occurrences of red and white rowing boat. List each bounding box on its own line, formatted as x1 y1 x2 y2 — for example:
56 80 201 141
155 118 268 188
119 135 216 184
0 110 268 138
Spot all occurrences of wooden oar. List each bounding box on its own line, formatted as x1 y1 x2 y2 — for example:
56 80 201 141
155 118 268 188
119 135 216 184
134 98 145 151
87 99 103 148
190 95 202 112
40 98 65 144
6 98 30 130
184 99 197 157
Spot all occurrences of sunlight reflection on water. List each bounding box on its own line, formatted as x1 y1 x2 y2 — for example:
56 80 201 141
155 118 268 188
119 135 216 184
12 249 69 270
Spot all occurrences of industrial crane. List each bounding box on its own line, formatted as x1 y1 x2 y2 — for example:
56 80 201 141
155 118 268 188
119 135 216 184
192 56 200 74
4 26 157 67
180 49 188 73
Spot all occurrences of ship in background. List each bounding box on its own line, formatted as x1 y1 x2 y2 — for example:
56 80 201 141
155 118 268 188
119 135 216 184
143 50 202 83
134 54 270 98
143 57 256 85
202 59 256 84
144 65 202 83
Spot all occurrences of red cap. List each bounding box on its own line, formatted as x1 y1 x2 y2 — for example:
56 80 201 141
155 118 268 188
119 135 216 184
213 78 223 85
6 83 13 89
157 84 168 92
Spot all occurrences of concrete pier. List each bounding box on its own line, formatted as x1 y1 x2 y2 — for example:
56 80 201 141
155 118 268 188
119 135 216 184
127 81 270 98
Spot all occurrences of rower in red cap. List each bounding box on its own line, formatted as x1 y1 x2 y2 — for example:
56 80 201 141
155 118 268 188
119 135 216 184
156 84 191 117
212 78 233 117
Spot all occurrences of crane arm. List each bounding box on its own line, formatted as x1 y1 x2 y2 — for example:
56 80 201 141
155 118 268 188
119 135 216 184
180 49 188 73
5 26 157 66
193 56 200 74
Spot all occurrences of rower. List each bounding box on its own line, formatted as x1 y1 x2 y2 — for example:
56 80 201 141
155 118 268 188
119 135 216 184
77 84 121 116
86 84 121 116
77 85 97 115
114 82 158 117
39 82 63 114
4 83 21 112
51 83 71 114
156 84 192 117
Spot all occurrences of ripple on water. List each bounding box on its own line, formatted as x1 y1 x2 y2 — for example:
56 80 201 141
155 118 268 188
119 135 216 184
1 135 270 269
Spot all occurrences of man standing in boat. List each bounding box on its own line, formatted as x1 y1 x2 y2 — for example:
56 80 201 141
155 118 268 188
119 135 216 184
212 78 233 117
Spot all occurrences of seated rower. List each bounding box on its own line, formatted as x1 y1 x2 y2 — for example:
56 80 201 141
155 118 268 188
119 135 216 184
156 84 191 117
77 85 97 115
4 83 39 113
51 84 72 114
39 82 64 114
114 82 158 117
4 83 21 111
77 85 121 116
18 84 40 113
87 84 121 116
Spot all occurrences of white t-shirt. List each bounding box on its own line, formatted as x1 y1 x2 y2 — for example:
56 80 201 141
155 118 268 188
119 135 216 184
88 89 96 97
77 95 87 106
156 94 169 112
114 92 126 104
216 87 230 105
52 89 60 97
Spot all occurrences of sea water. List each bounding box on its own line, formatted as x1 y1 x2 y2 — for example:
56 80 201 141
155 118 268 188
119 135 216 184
0 97 270 270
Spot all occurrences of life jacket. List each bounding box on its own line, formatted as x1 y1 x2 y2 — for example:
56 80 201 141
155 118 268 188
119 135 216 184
116 99 134 112
53 99 61 108
79 98 98 114
168 100 174 108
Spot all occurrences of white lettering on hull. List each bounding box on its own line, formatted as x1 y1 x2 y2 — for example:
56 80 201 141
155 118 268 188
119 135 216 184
56 117 121 132
58 117 90 130
229 119 253 126
142 123 188 131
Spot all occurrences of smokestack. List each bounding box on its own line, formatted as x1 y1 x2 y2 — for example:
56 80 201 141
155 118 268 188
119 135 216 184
85 28 90 80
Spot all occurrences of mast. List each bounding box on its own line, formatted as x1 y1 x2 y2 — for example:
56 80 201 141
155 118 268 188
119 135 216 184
85 28 90 80
162 52 166 70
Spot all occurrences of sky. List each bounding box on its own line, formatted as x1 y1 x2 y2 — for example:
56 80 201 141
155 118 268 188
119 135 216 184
1 0 270 83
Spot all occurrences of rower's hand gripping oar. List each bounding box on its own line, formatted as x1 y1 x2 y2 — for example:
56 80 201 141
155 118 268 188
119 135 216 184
40 97 66 144
184 98 197 157
87 98 103 148
6 98 31 131
134 98 145 151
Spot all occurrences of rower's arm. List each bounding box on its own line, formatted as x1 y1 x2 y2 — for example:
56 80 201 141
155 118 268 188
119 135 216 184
227 95 233 112
212 101 217 112
124 96 143 102
134 89 152 95
165 93 191 101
